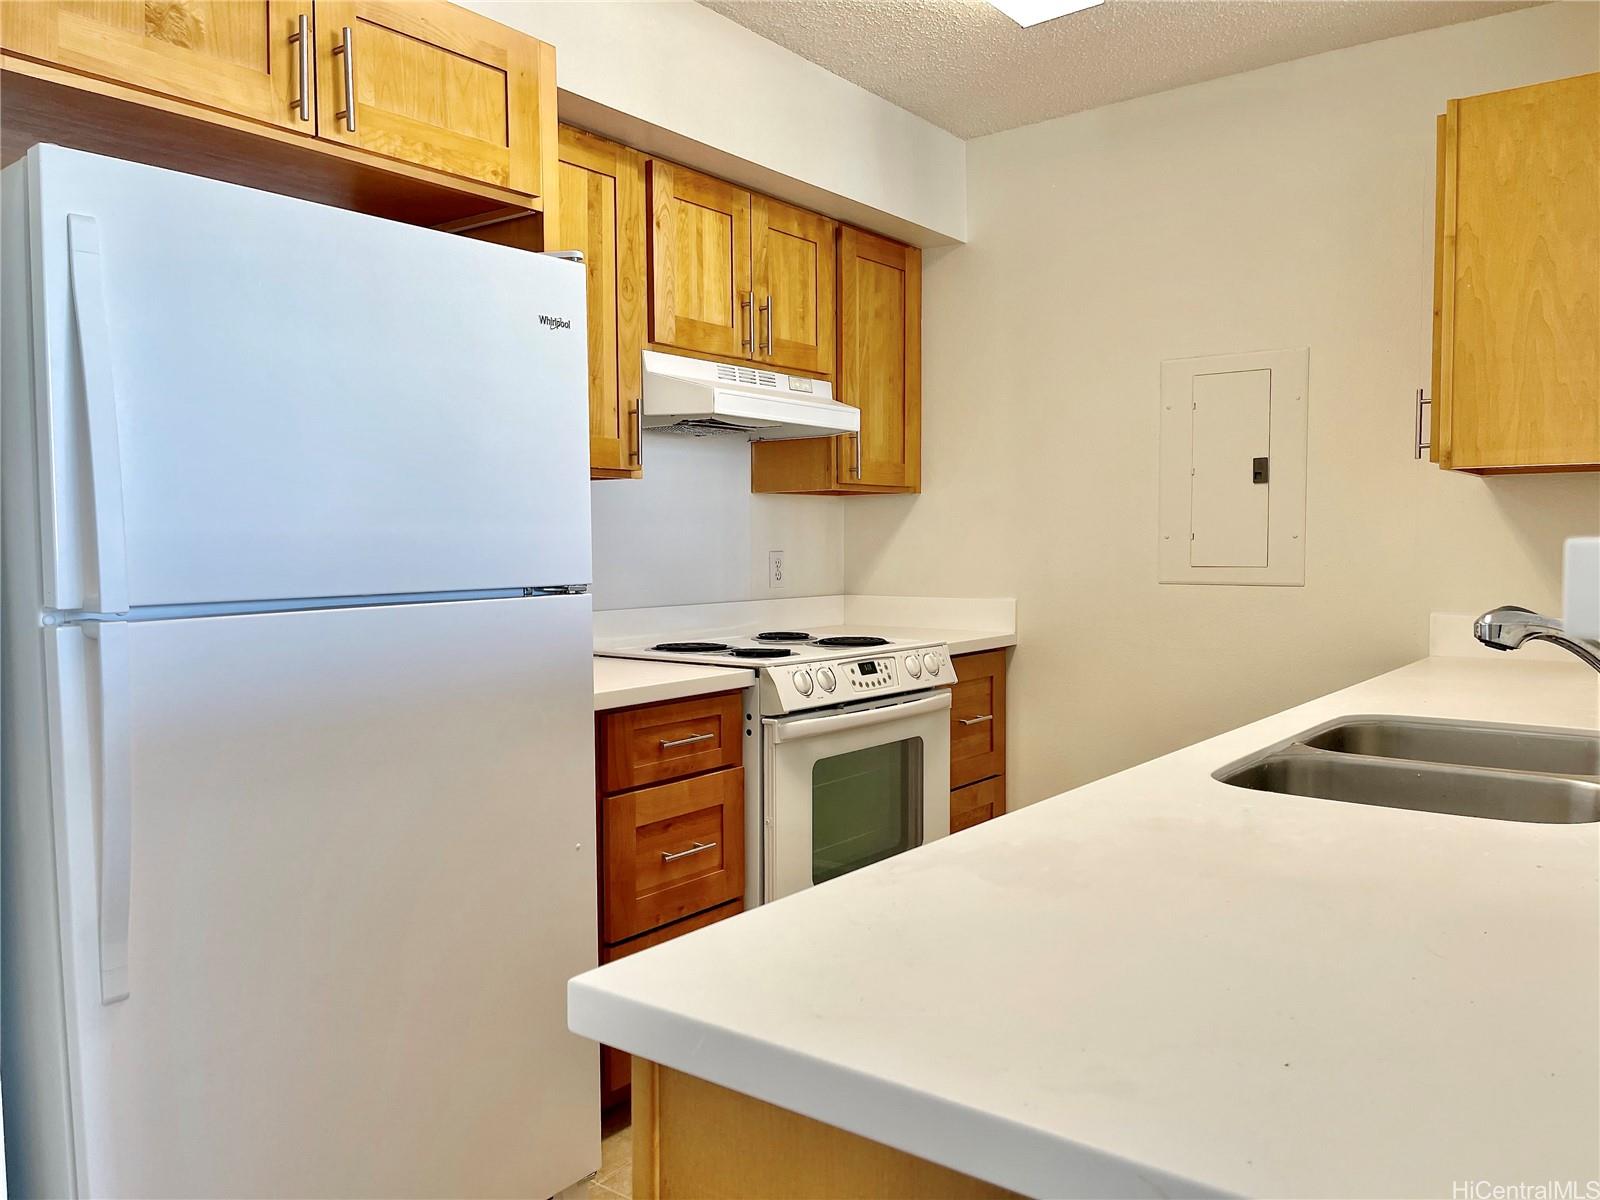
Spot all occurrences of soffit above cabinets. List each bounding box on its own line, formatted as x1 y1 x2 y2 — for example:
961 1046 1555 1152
698 0 1536 138
1159 348 1309 587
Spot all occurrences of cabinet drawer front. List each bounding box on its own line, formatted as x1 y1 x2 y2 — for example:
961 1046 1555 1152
602 768 745 943
601 690 744 792
2 0 314 133
950 776 1005 834
948 650 1006 789
313 0 545 195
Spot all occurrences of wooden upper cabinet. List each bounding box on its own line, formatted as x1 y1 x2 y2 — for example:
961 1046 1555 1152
2 0 316 133
753 196 835 376
556 125 646 479
313 0 549 195
1433 72 1599 472
647 160 753 360
837 227 921 489
750 224 922 495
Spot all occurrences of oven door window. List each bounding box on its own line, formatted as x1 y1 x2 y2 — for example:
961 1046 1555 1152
811 738 924 885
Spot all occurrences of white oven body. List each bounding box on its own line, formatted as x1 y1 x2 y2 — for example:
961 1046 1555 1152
757 690 951 904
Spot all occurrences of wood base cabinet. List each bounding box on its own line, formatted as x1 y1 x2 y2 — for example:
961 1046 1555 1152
632 1060 1021 1199
1431 72 1598 472
595 689 749 1113
945 649 1008 833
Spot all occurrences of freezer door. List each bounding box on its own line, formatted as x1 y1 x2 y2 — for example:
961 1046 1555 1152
21 145 589 610
39 597 597 1198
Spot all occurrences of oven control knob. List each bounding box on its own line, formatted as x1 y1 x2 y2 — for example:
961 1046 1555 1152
793 668 814 696
923 652 941 676
816 666 836 693
904 654 922 678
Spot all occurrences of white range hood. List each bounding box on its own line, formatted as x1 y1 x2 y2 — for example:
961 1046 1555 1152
641 350 860 440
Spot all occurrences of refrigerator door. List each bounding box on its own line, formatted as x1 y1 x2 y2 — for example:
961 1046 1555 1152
20 145 589 611
37 596 597 1198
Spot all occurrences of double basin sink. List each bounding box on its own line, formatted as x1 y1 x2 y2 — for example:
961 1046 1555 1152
1217 716 1600 823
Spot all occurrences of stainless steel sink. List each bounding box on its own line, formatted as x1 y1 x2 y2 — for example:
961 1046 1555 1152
1301 716 1599 779
1216 716 1600 824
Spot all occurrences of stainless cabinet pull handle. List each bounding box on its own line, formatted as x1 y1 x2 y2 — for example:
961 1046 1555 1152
333 25 356 132
959 714 994 726
661 840 717 863
631 395 644 468
851 431 862 479
760 296 772 355
659 731 714 749
289 14 311 121
741 291 754 353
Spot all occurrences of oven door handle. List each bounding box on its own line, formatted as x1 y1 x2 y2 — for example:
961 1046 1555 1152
769 691 951 743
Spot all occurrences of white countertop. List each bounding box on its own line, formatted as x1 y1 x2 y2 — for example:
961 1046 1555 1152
569 657 1600 1198
591 657 754 712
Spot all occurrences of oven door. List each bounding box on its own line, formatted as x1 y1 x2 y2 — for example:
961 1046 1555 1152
760 690 951 903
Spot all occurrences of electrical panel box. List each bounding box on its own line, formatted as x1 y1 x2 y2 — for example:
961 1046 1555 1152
1159 348 1309 586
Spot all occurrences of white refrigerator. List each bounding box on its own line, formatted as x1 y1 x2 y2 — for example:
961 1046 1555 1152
1 146 599 1198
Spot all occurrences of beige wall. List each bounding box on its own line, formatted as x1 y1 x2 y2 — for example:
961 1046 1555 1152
460 0 967 244
844 2 1600 807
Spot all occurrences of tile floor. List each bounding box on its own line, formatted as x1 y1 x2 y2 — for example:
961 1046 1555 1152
555 1122 632 1200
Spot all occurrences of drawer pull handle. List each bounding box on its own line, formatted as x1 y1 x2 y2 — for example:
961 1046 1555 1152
659 731 715 749
661 840 717 863
959 714 994 726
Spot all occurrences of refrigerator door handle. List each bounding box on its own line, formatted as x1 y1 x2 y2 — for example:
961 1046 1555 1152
86 621 133 1004
67 214 130 615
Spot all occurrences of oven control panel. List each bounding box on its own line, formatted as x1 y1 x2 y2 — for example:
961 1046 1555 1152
762 646 954 714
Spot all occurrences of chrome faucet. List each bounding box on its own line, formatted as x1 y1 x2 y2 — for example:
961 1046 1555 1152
1474 606 1600 672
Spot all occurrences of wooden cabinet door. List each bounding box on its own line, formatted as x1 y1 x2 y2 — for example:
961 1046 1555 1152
837 227 922 489
1436 72 1599 470
1 0 315 133
753 196 835 376
557 126 646 478
313 0 547 195
647 160 753 360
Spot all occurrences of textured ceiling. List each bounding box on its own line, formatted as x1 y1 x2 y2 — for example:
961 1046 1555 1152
699 0 1540 137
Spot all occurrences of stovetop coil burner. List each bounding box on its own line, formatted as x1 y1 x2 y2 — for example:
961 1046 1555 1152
814 636 891 648
652 641 730 653
728 647 795 659
754 631 813 643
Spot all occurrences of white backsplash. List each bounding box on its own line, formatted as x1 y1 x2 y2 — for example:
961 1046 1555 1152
589 432 844 611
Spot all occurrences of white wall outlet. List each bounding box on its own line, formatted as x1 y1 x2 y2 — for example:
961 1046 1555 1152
768 549 786 591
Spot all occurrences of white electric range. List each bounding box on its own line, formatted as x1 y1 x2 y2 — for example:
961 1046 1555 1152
597 630 955 904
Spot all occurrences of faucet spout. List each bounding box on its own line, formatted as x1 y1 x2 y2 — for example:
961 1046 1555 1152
1474 605 1600 672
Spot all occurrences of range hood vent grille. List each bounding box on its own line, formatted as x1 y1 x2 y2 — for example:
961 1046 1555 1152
715 362 781 389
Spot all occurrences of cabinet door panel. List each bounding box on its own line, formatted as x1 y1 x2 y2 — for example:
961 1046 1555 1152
557 126 646 478
313 0 544 194
647 160 752 359
1446 73 1599 469
2 0 314 132
754 196 835 375
837 227 921 490
950 776 1006 834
